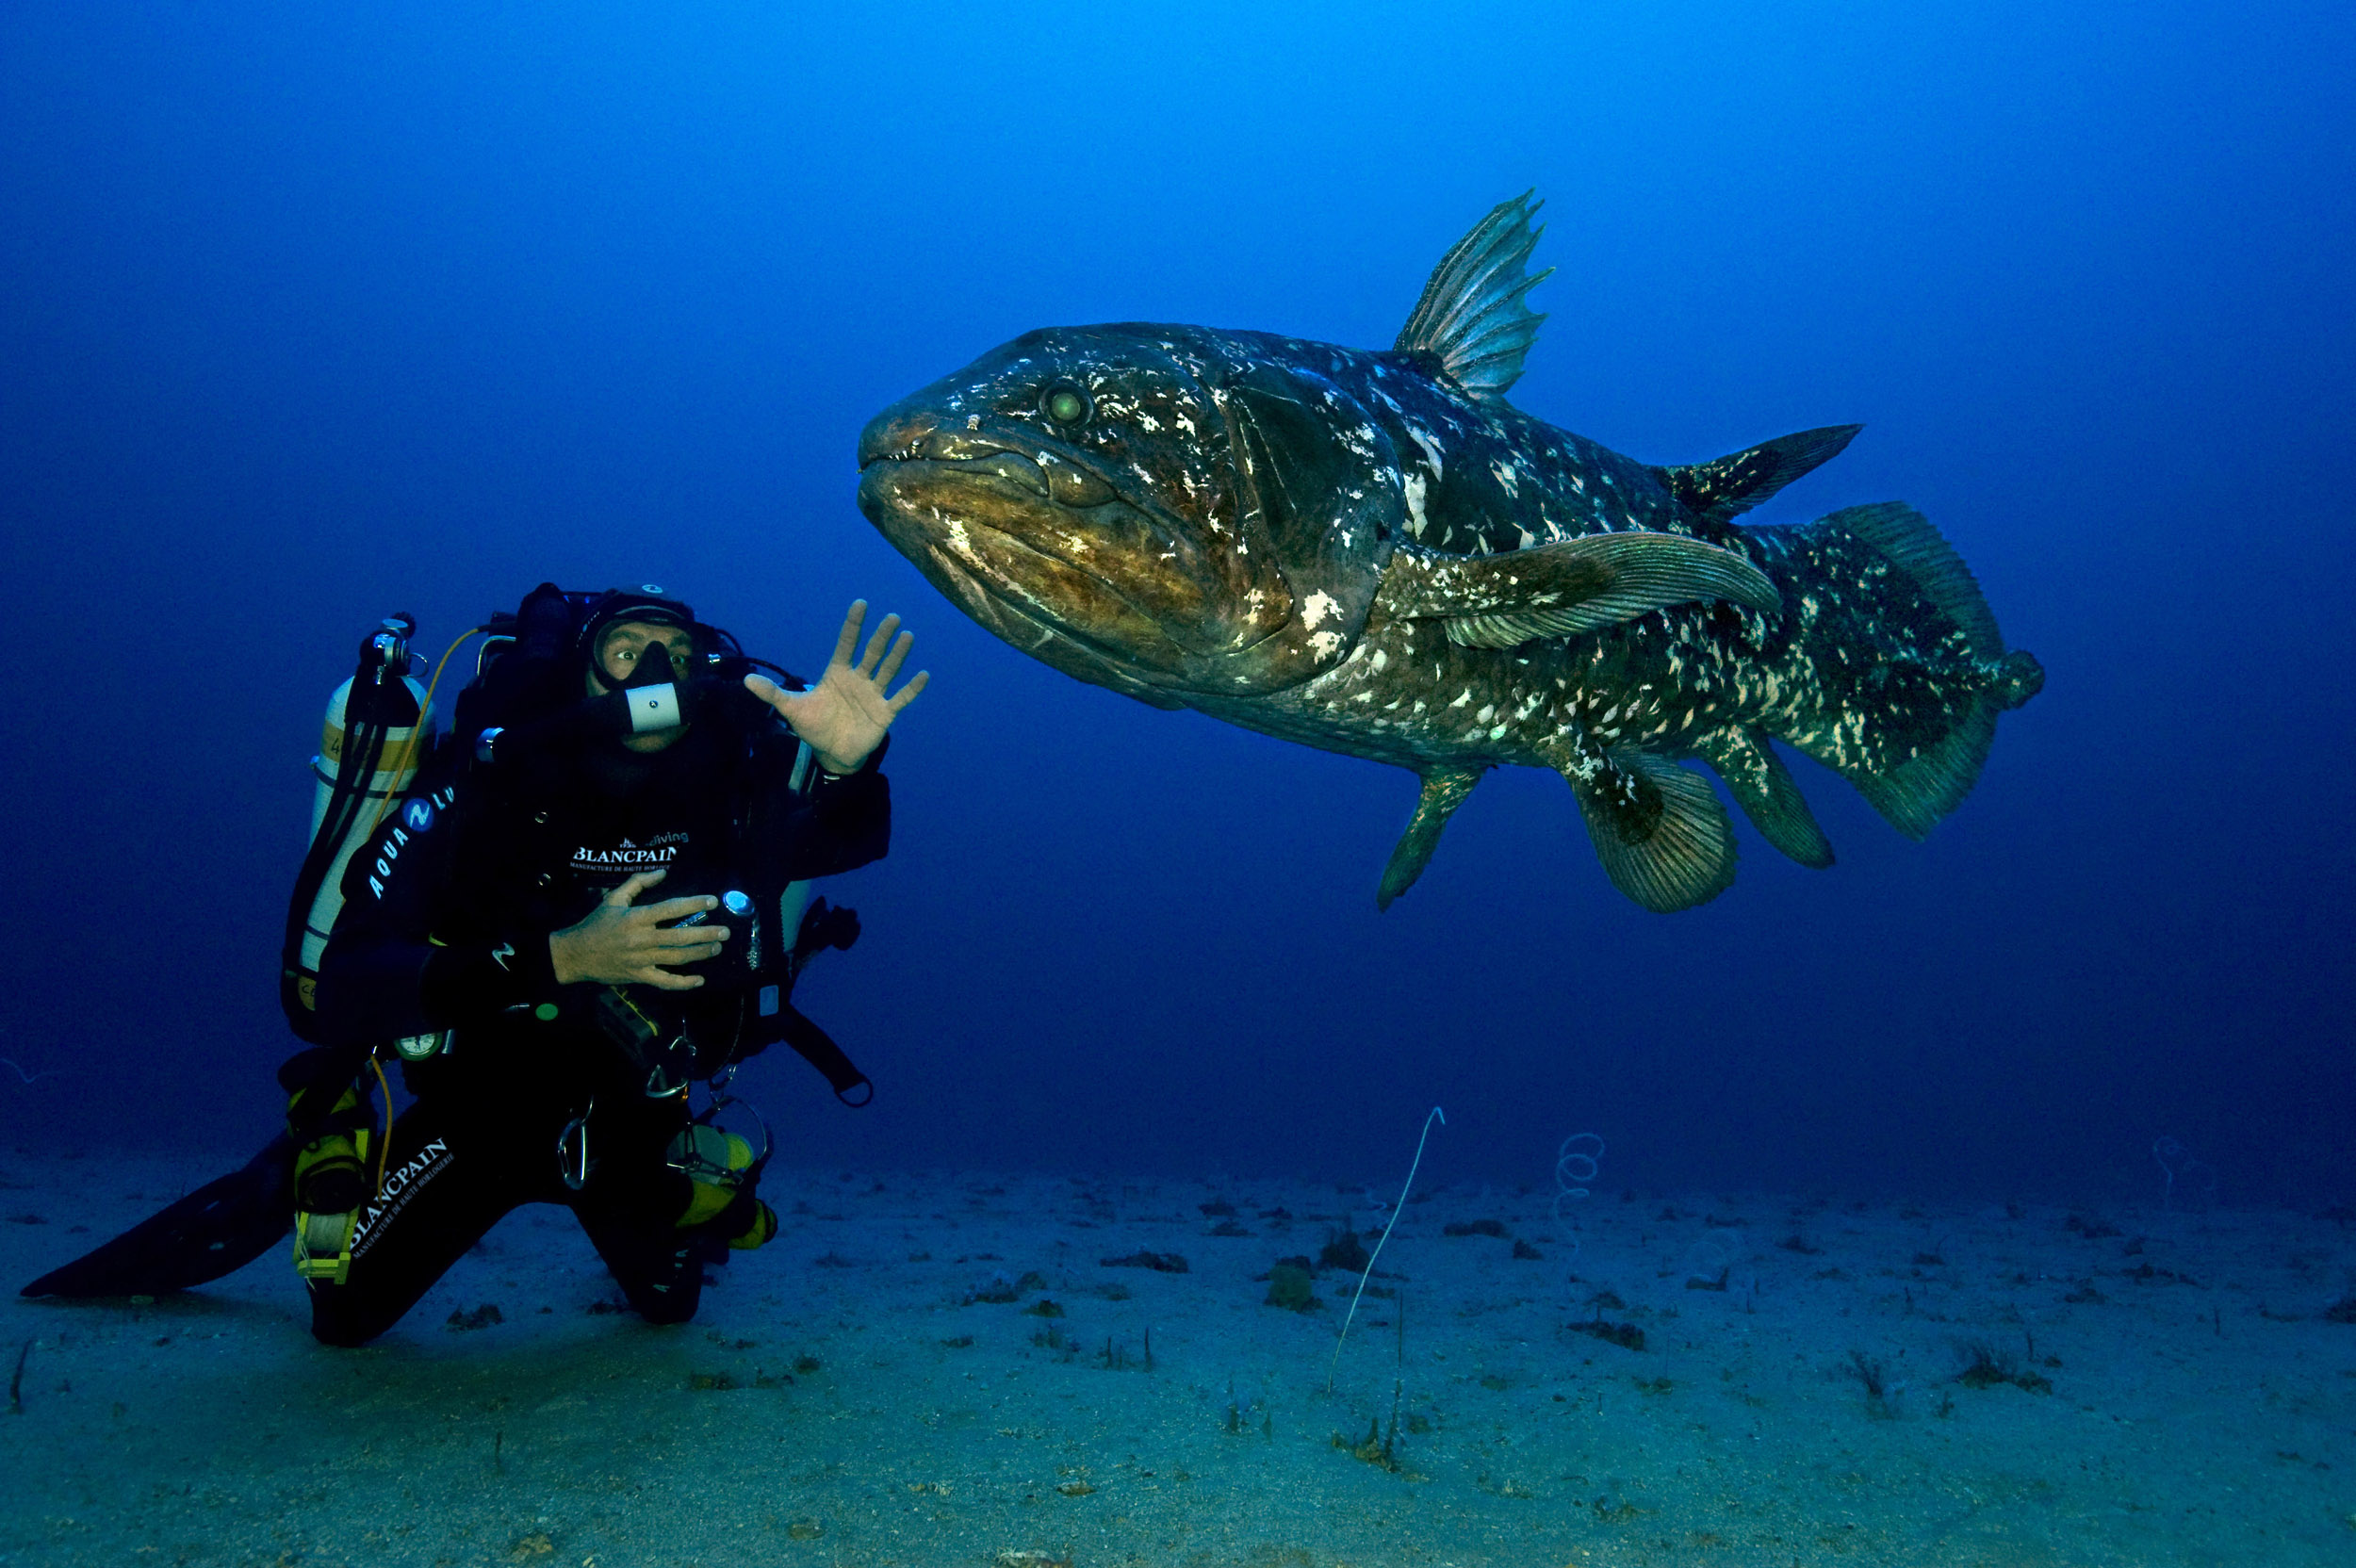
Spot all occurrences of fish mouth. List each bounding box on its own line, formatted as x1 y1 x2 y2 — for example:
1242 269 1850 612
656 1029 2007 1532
857 430 1212 682
857 404 1288 687
857 415 1120 509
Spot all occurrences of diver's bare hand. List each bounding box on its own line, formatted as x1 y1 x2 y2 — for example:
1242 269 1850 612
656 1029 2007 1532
746 599 928 776
548 869 728 989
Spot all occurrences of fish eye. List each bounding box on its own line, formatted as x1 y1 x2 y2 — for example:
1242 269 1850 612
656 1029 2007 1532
1040 381 1091 426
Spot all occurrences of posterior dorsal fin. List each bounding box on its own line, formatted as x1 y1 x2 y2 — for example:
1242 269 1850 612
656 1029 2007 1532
1653 425 1862 525
1378 531 1781 649
1394 191 1554 403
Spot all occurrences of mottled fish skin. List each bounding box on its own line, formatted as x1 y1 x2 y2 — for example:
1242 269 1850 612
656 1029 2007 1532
858 201 2041 910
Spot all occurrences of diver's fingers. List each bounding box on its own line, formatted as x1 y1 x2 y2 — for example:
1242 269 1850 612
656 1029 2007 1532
873 629 914 688
604 869 669 907
646 925 729 952
886 668 930 713
856 613 903 677
744 672 782 707
633 894 717 925
634 968 706 991
827 601 868 670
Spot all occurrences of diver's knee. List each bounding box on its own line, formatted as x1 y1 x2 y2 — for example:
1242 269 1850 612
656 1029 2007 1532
309 1316 380 1348
307 1297 390 1348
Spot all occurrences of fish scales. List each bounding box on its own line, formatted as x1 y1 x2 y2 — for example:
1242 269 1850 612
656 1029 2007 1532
858 194 2042 910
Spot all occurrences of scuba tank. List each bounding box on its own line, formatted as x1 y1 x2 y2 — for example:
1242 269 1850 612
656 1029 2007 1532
282 616 432 1037
277 613 435 1285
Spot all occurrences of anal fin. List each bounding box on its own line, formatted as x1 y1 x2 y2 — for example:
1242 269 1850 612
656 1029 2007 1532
1558 747 1738 912
1693 727 1833 869
1377 765 1486 909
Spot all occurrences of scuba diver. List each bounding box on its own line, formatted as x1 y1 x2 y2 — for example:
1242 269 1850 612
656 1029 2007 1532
22 585 925 1346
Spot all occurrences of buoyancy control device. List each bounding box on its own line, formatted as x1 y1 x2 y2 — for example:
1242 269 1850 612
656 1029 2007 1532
445 584 877 1102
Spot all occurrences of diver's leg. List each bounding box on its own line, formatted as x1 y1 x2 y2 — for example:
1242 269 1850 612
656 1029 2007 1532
306 1100 521 1348
571 1103 705 1326
579 1208 708 1325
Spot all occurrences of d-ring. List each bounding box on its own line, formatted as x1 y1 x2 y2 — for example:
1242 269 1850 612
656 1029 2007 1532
557 1101 595 1191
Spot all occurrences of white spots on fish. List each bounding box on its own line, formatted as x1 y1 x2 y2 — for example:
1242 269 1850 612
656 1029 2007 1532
1137 413 1161 433
1403 423 1446 481
1301 590 1341 629
1308 629 1343 659
1517 526 1537 548
1449 690 1473 709
1491 460 1520 498
1404 473 1430 538
965 414 981 430
1475 703 1496 723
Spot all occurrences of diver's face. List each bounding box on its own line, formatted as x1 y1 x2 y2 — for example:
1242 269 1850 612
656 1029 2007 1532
591 619 695 752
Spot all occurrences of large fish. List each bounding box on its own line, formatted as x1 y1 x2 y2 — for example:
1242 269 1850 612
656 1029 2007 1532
857 195 2043 911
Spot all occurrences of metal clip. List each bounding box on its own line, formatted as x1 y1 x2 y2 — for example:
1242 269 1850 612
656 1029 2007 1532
557 1101 595 1191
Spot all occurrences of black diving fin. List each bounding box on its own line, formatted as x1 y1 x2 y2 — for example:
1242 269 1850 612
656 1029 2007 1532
19 1134 295 1299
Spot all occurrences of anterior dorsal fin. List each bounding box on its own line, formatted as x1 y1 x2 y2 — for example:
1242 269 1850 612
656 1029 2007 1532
1652 425 1862 525
1394 191 1554 403
1378 531 1781 649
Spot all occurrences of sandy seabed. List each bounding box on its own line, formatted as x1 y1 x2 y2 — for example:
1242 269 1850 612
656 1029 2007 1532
3 1152 2353 1567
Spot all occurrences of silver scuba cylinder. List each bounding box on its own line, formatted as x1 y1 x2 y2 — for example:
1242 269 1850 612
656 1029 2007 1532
291 624 430 1013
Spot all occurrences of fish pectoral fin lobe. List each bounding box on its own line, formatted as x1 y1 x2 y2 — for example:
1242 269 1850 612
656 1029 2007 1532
1394 191 1551 403
1565 751 1739 913
1395 531 1780 649
1694 727 1833 870
1376 766 1486 909
1655 425 1863 525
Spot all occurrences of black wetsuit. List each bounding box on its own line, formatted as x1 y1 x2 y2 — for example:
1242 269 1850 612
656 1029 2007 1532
308 710 888 1347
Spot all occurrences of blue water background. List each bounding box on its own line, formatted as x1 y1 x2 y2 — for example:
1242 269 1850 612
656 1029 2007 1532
3 3 2348 1205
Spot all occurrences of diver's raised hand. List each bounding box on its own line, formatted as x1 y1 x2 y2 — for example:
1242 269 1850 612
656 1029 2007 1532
548 869 728 989
745 599 928 775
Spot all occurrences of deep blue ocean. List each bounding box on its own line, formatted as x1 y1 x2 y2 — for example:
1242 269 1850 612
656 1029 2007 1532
3 2 2348 1207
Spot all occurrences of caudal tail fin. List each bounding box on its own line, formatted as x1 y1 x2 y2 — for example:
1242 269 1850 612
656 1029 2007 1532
1778 503 2042 841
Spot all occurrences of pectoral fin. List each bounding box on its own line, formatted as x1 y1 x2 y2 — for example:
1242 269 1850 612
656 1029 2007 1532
1376 765 1486 909
1380 532 1781 650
